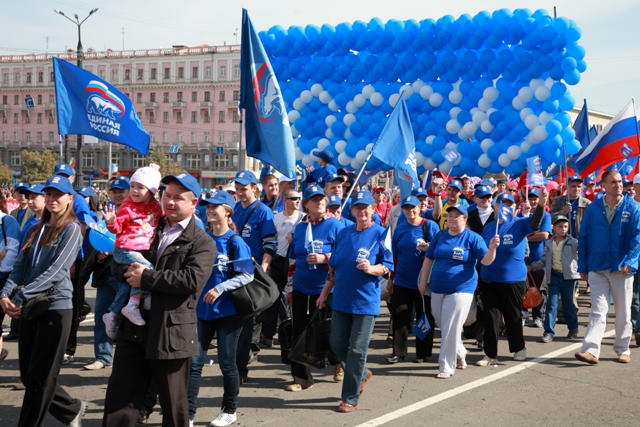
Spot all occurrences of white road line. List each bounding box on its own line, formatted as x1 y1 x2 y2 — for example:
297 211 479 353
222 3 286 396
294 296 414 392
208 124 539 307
356 329 617 427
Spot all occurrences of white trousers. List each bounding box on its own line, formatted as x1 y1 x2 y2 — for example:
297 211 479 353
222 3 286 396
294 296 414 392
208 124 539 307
431 292 474 374
581 271 633 358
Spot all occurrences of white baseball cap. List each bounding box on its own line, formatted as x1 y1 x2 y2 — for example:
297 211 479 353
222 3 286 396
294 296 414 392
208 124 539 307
278 175 295 184
633 174 640 185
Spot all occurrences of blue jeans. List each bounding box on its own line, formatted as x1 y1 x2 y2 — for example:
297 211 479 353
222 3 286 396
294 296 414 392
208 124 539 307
631 269 640 333
110 248 152 313
94 273 127 365
330 310 376 406
544 271 579 337
188 316 242 419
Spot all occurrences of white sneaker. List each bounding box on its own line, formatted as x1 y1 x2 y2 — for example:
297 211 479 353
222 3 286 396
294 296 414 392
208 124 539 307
513 348 527 361
189 420 194 427
210 409 237 427
475 356 497 367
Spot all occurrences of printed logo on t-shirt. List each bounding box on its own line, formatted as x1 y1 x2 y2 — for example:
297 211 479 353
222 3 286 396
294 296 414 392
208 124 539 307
503 234 513 245
217 253 229 272
452 247 464 260
622 211 630 222
356 247 370 263
242 224 252 238
312 239 324 253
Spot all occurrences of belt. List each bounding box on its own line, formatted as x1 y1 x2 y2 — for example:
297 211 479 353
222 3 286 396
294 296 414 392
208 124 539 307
552 269 563 273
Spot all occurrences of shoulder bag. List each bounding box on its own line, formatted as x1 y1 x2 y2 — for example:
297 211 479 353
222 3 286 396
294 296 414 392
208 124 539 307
522 271 544 309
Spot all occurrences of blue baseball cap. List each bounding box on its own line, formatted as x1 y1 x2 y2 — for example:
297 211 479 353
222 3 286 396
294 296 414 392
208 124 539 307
54 163 75 177
161 172 201 199
446 204 468 216
325 173 345 184
476 178 495 188
234 170 257 186
448 180 463 192
474 185 492 198
401 195 420 208
19 183 45 196
351 189 375 206
528 188 540 197
199 190 236 210
312 149 334 164
15 182 31 193
327 194 342 207
568 175 583 183
109 176 130 190
78 187 95 198
495 193 516 204
43 176 76 195
303 185 325 200
411 187 428 198
552 215 570 225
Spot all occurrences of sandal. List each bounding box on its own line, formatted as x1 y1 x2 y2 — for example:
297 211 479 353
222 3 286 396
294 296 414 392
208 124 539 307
456 358 467 370
436 372 452 379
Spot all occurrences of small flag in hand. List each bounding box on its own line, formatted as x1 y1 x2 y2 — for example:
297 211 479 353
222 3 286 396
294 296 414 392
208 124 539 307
412 313 431 340
526 156 544 186
498 202 513 224
305 222 316 270
443 150 460 165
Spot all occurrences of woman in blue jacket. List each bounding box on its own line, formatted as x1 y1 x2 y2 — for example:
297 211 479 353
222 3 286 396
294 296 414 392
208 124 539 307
0 176 84 427
317 190 394 413
285 185 344 391
188 191 254 427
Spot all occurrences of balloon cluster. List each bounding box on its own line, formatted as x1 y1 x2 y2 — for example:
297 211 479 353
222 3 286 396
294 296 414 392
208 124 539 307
260 8 586 177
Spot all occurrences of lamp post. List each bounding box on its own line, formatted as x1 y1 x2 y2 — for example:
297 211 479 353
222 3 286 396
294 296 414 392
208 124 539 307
54 8 98 188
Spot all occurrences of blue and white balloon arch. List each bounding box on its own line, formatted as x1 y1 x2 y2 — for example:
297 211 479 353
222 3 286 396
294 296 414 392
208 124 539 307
259 8 586 177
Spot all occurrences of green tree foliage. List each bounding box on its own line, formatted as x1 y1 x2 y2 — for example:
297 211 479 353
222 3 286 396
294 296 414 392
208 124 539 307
147 149 184 177
0 162 13 185
21 149 59 184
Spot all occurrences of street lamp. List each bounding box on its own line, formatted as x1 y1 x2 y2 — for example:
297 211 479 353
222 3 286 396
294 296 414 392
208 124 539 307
54 8 99 188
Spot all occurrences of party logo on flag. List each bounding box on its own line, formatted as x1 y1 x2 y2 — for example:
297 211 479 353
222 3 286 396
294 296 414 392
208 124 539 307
443 150 460 164
526 156 544 186
621 143 633 159
412 313 431 340
498 202 513 223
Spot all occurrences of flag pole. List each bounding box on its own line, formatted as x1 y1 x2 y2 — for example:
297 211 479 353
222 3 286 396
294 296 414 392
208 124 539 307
495 209 500 235
238 109 245 171
341 151 374 211
633 98 640 174
562 127 572 237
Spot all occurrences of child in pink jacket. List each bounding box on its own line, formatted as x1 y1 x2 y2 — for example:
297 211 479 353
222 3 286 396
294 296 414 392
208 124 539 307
102 164 163 336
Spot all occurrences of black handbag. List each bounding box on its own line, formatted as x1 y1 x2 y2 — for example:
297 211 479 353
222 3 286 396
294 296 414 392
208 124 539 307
227 234 280 319
11 278 65 322
288 326 328 370
304 308 332 354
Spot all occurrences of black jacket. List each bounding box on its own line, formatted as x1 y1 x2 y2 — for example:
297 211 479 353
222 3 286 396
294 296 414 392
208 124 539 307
467 207 496 236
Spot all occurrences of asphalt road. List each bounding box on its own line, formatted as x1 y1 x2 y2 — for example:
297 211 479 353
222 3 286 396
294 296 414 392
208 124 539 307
1 288 637 427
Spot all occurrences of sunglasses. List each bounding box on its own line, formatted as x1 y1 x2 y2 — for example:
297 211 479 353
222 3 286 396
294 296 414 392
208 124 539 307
479 195 492 200
287 197 301 201
508 189 517 192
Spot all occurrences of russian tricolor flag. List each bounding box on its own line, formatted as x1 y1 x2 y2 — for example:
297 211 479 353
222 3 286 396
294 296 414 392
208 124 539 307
574 100 640 176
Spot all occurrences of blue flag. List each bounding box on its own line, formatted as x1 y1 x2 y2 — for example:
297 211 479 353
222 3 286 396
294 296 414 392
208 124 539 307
305 222 317 270
370 97 419 199
240 9 296 179
356 165 381 188
53 57 149 155
412 312 431 340
526 156 544 186
498 202 513 223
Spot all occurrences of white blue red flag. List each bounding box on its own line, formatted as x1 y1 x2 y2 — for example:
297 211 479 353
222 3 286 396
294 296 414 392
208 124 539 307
498 202 513 223
526 156 544 186
443 150 460 165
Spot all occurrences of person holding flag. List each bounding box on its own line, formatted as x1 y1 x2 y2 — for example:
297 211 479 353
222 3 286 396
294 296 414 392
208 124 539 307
317 190 393 413
428 179 469 230
477 189 548 366
285 185 344 392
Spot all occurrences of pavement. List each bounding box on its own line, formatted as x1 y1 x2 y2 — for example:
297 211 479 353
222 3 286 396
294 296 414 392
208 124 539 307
1 287 639 427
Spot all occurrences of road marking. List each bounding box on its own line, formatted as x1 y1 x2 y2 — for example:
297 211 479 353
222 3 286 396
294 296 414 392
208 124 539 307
356 329 617 427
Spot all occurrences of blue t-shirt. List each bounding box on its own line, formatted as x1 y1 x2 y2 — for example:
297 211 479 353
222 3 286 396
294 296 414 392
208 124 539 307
481 216 535 283
195 204 207 224
337 216 354 228
21 216 40 244
73 195 93 259
196 230 254 321
523 211 551 261
232 200 276 264
341 197 354 222
329 224 394 315
392 219 440 290
290 218 343 296
426 228 488 294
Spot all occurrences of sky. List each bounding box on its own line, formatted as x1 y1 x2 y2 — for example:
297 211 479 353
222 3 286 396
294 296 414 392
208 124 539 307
1 0 639 115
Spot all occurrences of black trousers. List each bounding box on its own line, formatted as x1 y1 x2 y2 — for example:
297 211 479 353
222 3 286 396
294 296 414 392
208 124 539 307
18 309 83 427
482 280 527 358
290 290 339 387
259 254 288 340
390 286 434 359
66 258 84 356
102 337 190 427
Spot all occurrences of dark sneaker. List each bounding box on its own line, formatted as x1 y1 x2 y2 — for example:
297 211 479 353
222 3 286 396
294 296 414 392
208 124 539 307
567 329 579 339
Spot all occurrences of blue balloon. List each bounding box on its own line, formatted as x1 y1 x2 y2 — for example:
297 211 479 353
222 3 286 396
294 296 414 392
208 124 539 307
89 224 116 253
545 120 562 136
344 142 359 157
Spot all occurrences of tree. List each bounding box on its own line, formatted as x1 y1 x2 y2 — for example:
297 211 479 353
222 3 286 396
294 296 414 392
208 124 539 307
147 149 184 177
0 162 13 185
21 149 59 184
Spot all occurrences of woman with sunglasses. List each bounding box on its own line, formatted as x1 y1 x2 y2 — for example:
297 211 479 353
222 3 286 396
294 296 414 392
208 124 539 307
285 185 344 392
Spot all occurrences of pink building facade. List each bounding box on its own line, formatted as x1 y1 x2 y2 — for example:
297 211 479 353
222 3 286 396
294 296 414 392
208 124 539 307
0 45 261 189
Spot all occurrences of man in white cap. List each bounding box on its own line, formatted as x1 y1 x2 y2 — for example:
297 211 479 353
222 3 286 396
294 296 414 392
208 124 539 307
272 175 296 214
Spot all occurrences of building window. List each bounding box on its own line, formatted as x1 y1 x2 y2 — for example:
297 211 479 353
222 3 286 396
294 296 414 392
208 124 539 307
234 65 241 77
37 132 42 142
186 154 200 169
24 113 30 124
204 132 210 143
112 69 118 80
49 94 54 103
204 112 210 123
149 112 155 123
37 113 42 123
49 131 54 142
14 73 19 83
191 132 197 144
233 132 239 143
37 94 42 104
1 113 6 124
14 95 19 105
137 69 143 80
177 92 183 102
214 154 229 169
111 152 120 165
48 112 54 124
218 111 225 123
149 132 155 143
178 67 184 78
219 91 225 102
206 66 212 77
13 113 19 123
3 74 8 83
218 132 224 143
150 68 157 80
137 112 142 120
2 96 6 104
163 92 169 103
191 92 197 102
25 132 31 142
177 132 183 143
125 69 131 80
82 152 95 168
163 132 169 143
136 93 142 103
50 71 54 81
204 91 210 102
192 67 198 78
176 112 183 123
163 112 169 123
26 73 32 83
232 110 239 123
150 93 156 102
233 91 239 101
37 72 44 84
220 65 226 77
11 152 21 166
191 111 197 123
164 68 170 79
13 132 19 142
99 70 105 79
132 153 146 168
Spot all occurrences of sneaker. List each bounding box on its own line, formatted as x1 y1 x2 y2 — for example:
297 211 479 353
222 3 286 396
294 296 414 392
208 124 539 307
513 348 527 361
122 304 146 326
635 332 640 347
285 383 313 392
567 329 579 340
618 354 631 363
137 406 152 424
84 360 111 370
248 352 259 365
103 312 120 340
532 318 543 328
259 335 273 348
575 351 598 364
539 334 553 343
333 364 344 382
62 354 75 365
67 400 87 427
386 334 393 346
189 420 194 427
476 356 497 367
210 410 237 427
0 348 8 364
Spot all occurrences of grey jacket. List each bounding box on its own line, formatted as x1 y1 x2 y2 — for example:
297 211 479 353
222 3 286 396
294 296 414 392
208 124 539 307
530 234 580 285
549 195 591 236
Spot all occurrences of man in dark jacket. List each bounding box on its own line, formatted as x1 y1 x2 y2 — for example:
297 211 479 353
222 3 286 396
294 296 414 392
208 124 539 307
103 172 216 427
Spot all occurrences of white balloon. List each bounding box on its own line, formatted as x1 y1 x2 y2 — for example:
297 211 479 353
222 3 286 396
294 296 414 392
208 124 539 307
295 146 304 161
448 90 463 104
481 120 494 133
452 79 462 90
449 107 462 120
470 107 480 115
483 87 499 103
302 154 314 167
526 132 537 144
518 87 534 102
353 94 366 108
478 153 491 168
293 99 306 110
362 85 375 99
355 150 368 163
338 152 352 166
325 115 337 126
343 113 356 126
438 161 453 174
291 125 300 137
370 92 384 107
423 157 437 171
480 138 494 151
425 135 436 144
334 139 347 153
412 79 426 91
429 93 443 107
534 86 551 101
365 143 374 153
288 110 300 123
300 90 313 104
472 111 487 126
457 129 468 140
399 86 413 99
325 129 334 138
498 153 511 167
533 125 548 141
310 84 323 96
539 111 554 124
524 115 539 130
309 151 318 161
350 158 362 170
545 77 554 88
486 108 498 117
519 108 534 121
317 138 330 150
521 141 531 153
463 122 478 137
478 99 492 112
512 97 525 110
346 101 359 114
328 100 339 112
319 91 332 104
415 152 425 165
419 85 434 100
389 93 400 107
507 145 522 160
446 120 461 134
529 78 545 91
344 129 352 139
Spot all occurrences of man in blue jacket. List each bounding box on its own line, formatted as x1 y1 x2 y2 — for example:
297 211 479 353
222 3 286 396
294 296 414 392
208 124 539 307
575 170 640 365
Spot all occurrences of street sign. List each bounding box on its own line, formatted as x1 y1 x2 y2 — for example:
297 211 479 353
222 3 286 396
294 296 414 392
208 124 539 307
169 145 179 153
25 97 34 109
216 146 224 154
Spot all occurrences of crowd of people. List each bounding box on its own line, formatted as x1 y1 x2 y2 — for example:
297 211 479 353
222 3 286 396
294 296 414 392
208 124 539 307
1 149 640 426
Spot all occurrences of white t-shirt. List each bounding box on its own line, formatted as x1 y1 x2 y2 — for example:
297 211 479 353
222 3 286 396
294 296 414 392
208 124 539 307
274 211 304 257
